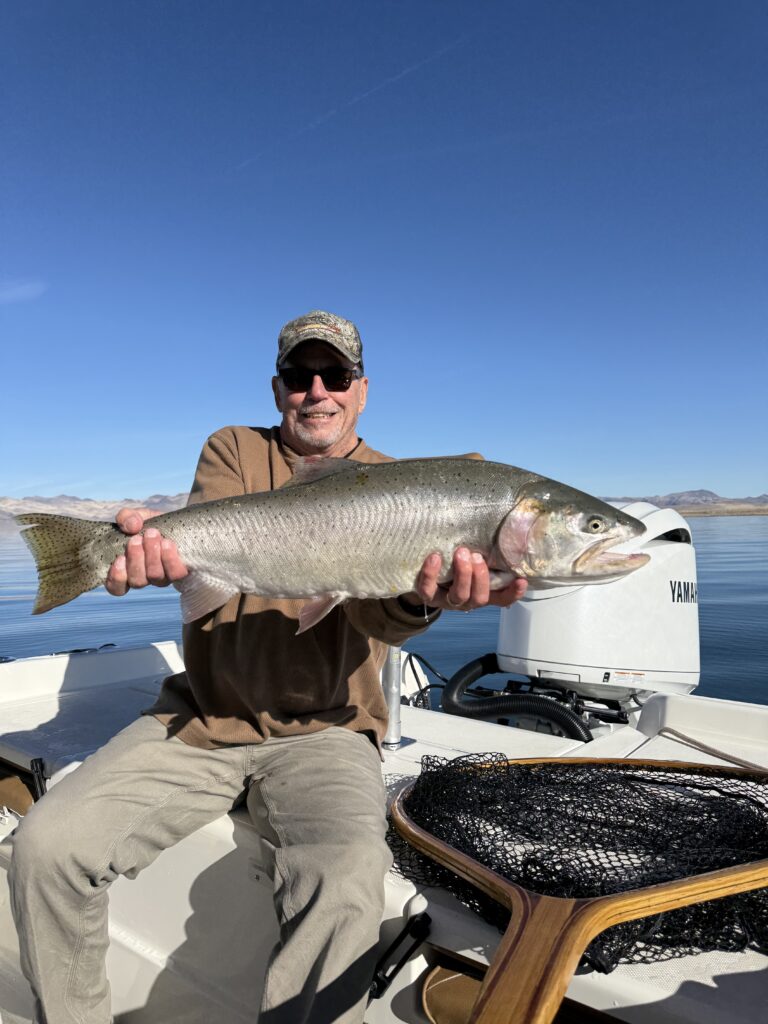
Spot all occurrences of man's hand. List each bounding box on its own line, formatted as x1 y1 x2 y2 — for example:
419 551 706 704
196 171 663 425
105 508 189 597
407 548 528 612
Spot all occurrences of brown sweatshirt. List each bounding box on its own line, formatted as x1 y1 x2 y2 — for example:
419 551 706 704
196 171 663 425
146 426 439 749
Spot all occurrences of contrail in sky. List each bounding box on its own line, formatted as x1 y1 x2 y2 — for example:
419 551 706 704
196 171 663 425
237 34 470 170
0 278 47 304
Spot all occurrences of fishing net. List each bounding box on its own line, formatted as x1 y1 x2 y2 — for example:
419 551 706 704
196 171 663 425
388 754 768 973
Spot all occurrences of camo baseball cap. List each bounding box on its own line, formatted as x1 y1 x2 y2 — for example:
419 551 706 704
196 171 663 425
276 310 364 370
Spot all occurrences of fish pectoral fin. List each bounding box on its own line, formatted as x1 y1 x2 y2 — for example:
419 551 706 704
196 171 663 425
488 570 521 590
281 457 360 488
296 593 347 634
174 573 239 623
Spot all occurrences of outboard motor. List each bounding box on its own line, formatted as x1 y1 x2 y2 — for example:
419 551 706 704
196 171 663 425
441 504 700 740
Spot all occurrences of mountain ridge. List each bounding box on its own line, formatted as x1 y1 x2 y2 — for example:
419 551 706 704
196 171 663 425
603 489 768 508
0 494 188 533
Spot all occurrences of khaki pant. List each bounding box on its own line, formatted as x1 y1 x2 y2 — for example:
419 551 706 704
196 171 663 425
8 717 391 1024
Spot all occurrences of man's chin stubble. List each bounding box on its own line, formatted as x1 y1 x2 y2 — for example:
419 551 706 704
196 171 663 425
294 420 342 451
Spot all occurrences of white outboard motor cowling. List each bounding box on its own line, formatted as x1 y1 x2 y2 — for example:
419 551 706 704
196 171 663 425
496 503 700 703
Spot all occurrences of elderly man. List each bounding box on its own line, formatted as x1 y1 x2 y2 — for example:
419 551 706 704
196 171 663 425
9 311 526 1024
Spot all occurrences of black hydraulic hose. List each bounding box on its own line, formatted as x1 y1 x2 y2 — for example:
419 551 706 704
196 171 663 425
441 652 593 743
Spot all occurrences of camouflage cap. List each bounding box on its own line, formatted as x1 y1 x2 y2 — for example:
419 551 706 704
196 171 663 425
276 310 364 370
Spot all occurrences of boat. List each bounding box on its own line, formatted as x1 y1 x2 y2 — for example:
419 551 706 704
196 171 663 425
1 503 766 1023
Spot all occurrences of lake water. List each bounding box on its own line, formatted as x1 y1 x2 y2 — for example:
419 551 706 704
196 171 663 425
0 517 766 705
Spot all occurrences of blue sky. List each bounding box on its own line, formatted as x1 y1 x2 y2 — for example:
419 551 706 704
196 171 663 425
2 0 766 501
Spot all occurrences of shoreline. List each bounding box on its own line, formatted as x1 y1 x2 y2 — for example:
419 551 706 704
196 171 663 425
672 507 768 517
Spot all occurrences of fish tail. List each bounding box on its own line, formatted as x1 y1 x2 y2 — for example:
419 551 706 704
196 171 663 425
15 513 123 614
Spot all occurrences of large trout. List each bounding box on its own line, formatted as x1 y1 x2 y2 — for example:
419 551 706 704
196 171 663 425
16 457 648 632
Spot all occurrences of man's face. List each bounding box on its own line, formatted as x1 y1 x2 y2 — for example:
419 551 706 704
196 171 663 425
272 341 368 457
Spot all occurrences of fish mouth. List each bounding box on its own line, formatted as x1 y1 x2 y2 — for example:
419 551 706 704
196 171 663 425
573 537 650 576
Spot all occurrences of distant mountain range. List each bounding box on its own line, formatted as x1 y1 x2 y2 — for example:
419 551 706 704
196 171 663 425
0 493 187 534
603 489 768 511
1 488 766 535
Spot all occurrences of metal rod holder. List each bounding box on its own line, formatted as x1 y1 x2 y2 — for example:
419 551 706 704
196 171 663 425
382 646 402 749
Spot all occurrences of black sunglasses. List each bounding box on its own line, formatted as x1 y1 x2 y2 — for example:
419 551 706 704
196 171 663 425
278 366 362 393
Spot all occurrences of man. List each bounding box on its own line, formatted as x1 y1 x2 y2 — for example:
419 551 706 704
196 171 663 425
9 311 526 1024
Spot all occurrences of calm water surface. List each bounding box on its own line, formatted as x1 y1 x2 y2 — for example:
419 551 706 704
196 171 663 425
0 517 766 705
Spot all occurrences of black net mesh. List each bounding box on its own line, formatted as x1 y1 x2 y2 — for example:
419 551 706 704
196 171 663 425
388 754 768 973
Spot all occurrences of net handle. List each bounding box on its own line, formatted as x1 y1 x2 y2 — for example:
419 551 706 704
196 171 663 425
486 754 768 776
391 759 768 1024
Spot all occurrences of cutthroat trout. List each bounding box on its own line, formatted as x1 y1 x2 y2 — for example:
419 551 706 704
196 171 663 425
16 457 648 632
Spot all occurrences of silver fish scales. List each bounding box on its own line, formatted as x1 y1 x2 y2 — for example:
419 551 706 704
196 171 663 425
16 457 648 632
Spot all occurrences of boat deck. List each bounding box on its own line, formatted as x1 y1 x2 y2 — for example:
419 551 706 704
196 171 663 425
0 642 766 1023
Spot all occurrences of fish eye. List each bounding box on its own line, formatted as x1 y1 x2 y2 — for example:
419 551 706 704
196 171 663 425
586 516 606 534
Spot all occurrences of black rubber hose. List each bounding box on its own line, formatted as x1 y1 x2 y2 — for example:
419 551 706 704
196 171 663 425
441 652 593 743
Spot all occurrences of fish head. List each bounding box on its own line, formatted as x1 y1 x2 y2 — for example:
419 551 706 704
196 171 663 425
493 482 649 584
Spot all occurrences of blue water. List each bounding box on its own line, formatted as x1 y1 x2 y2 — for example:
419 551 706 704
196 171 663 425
0 517 766 705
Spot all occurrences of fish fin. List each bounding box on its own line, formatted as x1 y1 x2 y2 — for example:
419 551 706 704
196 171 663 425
174 573 239 623
15 513 120 614
488 570 521 590
281 457 361 488
296 593 346 634
492 504 539 569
